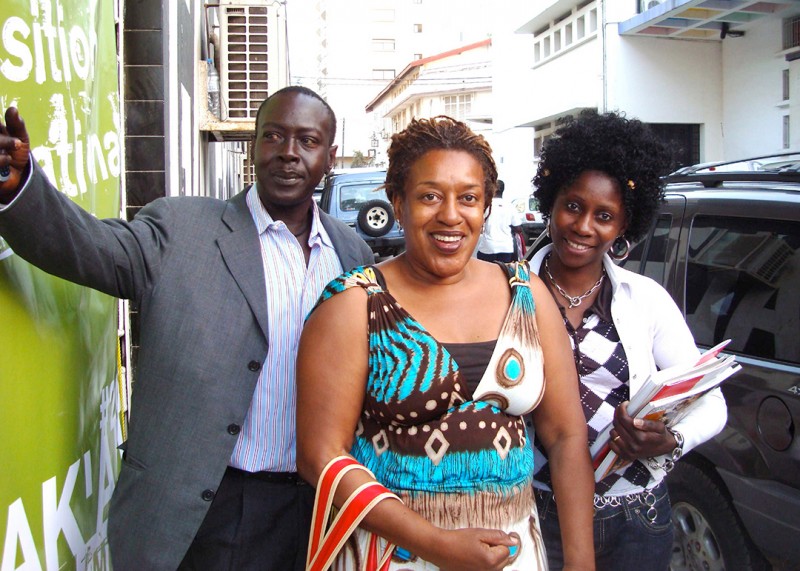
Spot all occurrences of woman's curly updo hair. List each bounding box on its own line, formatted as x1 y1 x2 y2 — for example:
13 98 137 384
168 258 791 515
533 110 673 242
385 116 497 209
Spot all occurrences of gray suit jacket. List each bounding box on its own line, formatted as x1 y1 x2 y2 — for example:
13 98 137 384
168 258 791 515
0 163 374 570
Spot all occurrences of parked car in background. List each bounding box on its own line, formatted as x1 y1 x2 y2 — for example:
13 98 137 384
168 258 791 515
525 153 800 571
318 168 404 258
622 155 800 571
511 194 546 245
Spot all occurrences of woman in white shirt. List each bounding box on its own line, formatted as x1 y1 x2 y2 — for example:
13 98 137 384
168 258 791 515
528 110 728 571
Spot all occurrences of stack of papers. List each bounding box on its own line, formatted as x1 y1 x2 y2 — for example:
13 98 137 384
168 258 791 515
590 340 740 482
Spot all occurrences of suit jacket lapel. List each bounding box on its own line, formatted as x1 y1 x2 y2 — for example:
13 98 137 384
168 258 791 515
218 191 269 340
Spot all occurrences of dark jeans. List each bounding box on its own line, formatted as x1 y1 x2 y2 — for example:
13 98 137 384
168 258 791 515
178 467 314 571
535 482 674 571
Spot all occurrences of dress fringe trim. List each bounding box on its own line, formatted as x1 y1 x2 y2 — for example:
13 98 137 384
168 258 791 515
398 484 535 529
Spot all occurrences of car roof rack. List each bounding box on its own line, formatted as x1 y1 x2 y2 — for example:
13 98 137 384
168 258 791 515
664 152 800 187
664 171 800 188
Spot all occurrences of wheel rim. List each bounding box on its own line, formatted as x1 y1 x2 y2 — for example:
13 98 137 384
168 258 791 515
366 206 388 229
670 501 726 571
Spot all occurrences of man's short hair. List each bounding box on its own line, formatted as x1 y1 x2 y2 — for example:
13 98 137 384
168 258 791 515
255 86 337 145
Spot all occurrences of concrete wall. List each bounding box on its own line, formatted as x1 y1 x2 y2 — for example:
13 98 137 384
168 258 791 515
490 127 537 204
722 17 790 159
490 11 537 200
606 34 724 161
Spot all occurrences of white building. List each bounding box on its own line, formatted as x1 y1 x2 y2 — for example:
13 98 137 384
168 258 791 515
288 0 494 168
494 0 800 166
365 39 493 164
362 37 540 203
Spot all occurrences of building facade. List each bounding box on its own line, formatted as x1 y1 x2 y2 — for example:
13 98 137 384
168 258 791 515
289 0 494 168
365 39 493 166
495 0 800 166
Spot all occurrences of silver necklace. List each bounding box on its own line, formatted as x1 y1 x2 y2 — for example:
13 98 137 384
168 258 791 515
544 256 605 309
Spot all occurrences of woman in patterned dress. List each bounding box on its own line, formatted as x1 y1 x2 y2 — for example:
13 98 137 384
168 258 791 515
528 110 728 571
296 116 595 570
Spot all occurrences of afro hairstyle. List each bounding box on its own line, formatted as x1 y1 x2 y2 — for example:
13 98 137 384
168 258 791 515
532 109 673 242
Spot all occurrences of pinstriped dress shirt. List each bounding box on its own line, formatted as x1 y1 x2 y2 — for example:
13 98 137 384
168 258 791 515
229 186 343 472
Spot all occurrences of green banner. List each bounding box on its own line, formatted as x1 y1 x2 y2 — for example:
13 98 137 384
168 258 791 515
1 1 122 570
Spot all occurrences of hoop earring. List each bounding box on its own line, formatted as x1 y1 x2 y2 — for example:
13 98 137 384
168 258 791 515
609 236 631 261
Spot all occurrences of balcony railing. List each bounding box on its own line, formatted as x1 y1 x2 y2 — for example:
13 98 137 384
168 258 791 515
533 3 598 67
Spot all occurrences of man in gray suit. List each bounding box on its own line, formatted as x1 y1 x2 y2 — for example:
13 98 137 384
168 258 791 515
0 87 374 570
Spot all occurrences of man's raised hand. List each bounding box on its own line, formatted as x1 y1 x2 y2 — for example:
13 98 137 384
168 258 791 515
0 107 31 201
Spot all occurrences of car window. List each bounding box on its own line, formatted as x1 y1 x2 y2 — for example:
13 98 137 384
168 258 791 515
642 216 671 284
619 215 671 284
339 183 387 212
685 215 800 365
620 238 644 273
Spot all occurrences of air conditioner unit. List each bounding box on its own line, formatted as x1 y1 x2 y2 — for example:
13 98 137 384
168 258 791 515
218 0 288 120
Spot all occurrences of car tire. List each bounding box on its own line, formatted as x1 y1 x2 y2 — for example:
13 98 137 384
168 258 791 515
668 461 769 571
357 199 395 238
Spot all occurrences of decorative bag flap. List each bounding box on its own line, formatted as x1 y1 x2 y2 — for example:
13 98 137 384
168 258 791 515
472 261 546 416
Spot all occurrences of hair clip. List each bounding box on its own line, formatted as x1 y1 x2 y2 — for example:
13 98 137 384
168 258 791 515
543 169 550 176
627 179 636 190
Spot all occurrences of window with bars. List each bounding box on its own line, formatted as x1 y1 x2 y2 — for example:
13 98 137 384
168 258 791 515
243 141 256 186
442 94 472 120
783 16 800 50
784 69 790 101
784 115 790 149
533 4 597 65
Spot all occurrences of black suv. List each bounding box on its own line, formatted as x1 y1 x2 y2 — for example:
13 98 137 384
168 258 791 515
318 169 404 258
619 155 800 570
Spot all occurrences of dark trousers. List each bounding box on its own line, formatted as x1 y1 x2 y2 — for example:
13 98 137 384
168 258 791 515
178 467 314 571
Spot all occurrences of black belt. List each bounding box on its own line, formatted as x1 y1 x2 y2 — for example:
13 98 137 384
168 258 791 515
226 466 300 484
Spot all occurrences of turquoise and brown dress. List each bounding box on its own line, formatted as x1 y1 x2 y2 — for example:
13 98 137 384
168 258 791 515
311 261 549 570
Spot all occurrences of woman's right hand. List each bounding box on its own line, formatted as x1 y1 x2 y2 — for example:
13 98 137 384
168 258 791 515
422 527 519 571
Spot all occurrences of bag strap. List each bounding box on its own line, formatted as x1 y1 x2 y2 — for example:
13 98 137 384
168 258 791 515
306 455 400 571
308 456 357 560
